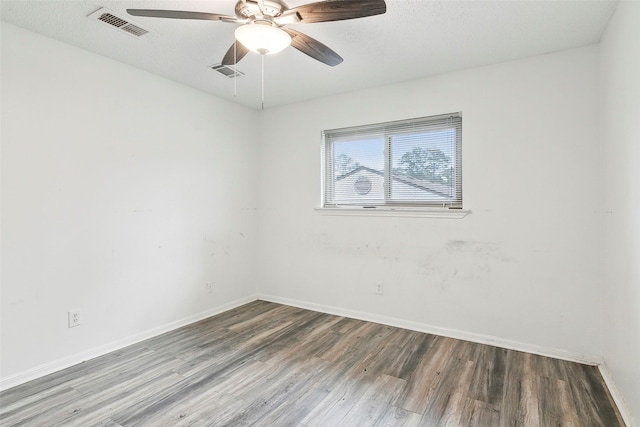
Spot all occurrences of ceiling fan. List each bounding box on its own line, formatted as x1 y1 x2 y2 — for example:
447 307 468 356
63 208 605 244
127 0 387 67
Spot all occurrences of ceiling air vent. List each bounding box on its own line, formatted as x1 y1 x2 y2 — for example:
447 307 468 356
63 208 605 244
210 64 245 79
88 8 150 38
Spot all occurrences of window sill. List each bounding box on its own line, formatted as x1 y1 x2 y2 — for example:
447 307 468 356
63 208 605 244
315 207 470 218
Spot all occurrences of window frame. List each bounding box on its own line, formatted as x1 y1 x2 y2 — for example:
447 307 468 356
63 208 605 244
321 113 463 210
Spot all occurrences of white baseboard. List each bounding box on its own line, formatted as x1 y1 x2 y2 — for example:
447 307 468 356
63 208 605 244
599 362 637 427
0 295 258 391
257 294 602 366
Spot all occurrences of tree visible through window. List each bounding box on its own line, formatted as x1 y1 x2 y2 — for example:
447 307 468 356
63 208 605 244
335 153 361 176
322 113 462 208
394 147 453 184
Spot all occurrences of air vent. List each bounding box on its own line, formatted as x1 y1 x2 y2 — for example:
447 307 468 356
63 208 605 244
210 64 245 78
88 8 150 38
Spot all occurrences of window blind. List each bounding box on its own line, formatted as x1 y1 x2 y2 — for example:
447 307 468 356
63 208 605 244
322 113 462 208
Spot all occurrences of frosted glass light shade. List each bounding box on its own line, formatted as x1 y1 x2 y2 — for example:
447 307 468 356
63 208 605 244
235 23 291 55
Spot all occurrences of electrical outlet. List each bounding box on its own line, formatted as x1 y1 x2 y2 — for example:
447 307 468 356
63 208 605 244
68 310 81 328
375 282 383 295
206 282 214 293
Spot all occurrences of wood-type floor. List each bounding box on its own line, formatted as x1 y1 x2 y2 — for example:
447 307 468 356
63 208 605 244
0 301 624 426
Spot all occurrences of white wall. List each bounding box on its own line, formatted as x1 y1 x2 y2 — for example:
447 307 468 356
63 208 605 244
1 23 259 384
600 1 640 423
257 46 602 360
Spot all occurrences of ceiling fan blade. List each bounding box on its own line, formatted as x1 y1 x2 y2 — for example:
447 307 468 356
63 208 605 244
126 9 236 22
284 28 343 67
222 41 250 66
285 0 386 24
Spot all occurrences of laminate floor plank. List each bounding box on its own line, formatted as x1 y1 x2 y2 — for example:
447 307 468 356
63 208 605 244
393 333 437 381
536 375 579 426
300 361 378 426
458 398 501 427
420 359 476 426
39 372 185 427
496 349 525 427
0 387 82 427
0 382 77 419
561 361 625 427
423 391 469 427
215 357 328 426
0 345 152 408
117 374 234 427
109 356 259 426
374 405 424 427
393 335 458 414
465 344 507 406
90 419 124 427
71 351 183 395
338 374 406 427
177 392 246 427
250 377 332 427
512 354 542 427
0 301 625 427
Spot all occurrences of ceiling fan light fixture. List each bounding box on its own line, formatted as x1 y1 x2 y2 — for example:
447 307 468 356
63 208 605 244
235 22 291 55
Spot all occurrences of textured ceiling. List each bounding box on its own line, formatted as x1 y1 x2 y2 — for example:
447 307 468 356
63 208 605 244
1 0 618 110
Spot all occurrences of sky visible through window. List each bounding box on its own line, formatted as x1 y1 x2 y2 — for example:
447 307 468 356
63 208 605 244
333 129 456 175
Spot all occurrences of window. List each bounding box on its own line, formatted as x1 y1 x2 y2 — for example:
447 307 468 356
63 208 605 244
322 113 462 209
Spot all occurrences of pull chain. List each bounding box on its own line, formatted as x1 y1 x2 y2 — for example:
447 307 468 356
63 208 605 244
261 54 265 110
233 42 237 97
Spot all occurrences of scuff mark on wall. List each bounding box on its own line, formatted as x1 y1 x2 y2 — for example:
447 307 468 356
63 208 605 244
414 240 520 293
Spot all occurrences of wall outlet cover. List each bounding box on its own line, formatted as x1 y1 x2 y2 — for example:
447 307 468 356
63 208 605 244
68 310 81 328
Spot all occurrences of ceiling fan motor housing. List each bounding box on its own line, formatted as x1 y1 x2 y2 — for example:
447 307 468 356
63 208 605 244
235 0 286 20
